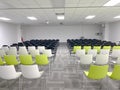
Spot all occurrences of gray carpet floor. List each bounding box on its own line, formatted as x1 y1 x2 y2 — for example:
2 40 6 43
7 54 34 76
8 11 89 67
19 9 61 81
0 43 119 90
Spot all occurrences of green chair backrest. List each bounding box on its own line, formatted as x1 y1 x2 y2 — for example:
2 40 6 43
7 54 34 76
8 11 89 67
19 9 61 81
93 46 101 53
83 46 91 53
113 46 120 50
110 65 120 80
19 55 34 65
4 55 19 65
72 46 81 53
35 54 49 65
103 46 111 50
88 65 108 80
0 57 4 65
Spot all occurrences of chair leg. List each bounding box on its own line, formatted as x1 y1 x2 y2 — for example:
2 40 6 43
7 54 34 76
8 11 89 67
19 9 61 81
99 80 102 90
44 75 46 90
39 77 45 90
84 77 87 90
82 73 84 88
19 76 23 90
21 76 24 90
107 77 109 90
82 73 87 89
119 81 120 89
52 56 54 65
76 60 78 73
6 80 10 90
49 62 51 76
53 56 55 64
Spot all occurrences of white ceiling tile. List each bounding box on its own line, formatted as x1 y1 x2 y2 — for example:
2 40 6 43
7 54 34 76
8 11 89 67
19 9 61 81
65 0 80 4
0 0 120 25
0 0 26 8
50 0 65 7
65 8 76 14
65 4 78 7
54 9 65 13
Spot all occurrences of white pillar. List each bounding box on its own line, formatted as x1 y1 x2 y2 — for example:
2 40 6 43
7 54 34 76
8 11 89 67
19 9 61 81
17 24 22 42
103 23 109 41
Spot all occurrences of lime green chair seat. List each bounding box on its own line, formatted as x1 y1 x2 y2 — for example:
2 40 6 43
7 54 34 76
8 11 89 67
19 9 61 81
72 46 81 53
0 57 5 65
19 55 34 65
83 65 109 89
103 46 111 50
84 65 109 80
107 65 120 80
35 54 49 65
112 46 120 50
4 55 19 65
83 46 91 53
93 46 101 53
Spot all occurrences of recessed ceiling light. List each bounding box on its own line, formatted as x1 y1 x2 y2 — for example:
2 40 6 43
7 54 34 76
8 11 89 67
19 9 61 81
57 15 65 20
85 15 95 19
27 16 37 20
104 0 120 6
56 13 65 20
114 15 120 18
0 17 11 21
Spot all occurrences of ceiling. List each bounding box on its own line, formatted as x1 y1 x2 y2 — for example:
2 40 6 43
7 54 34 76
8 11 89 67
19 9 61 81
0 0 120 25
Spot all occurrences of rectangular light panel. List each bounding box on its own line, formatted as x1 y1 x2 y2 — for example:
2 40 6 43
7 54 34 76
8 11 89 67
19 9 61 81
27 16 37 20
57 15 65 20
0 17 11 21
114 15 120 18
104 0 120 6
85 15 95 19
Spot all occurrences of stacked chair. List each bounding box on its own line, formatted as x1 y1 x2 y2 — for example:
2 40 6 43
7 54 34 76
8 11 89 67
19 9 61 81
67 39 116 55
83 65 109 89
0 39 59 89
87 49 97 57
0 65 22 90
93 46 101 54
9 39 59 56
72 46 81 54
4 55 20 66
0 48 50 89
76 52 110 89
0 49 6 58
71 39 120 89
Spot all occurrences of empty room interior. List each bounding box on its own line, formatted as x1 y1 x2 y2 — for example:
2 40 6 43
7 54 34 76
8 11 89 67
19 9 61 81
1 0 120 90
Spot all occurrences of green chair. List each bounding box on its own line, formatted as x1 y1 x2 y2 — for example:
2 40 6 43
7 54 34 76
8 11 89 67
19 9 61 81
19 55 34 65
112 46 120 50
107 65 120 80
93 46 101 53
83 65 108 89
83 46 91 53
0 57 5 65
4 55 19 65
72 46 81 53
103 46 111 50
35 54 49 65
35 54 50 75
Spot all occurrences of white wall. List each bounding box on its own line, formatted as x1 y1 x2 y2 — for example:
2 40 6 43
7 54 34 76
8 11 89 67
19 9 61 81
109 21 120 43
0 22 19 47
21 24 101 42
1 20 120 47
